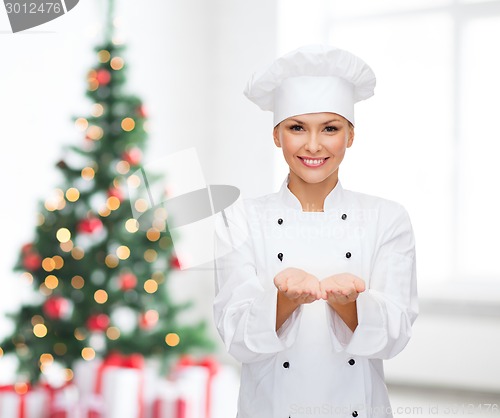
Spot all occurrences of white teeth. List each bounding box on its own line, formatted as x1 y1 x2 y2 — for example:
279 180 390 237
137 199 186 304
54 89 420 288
303 158 324 165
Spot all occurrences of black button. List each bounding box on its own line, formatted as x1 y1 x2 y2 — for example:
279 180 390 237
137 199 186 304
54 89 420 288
277 253 283 262
341 213 347 220
352 412 358 417
348 359 355 366
283 361 290 368
278 218 283 225
346 252 351 259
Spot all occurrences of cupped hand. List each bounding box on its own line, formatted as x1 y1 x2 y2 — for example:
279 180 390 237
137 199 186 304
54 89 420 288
320 273 366 305
274 267 322 305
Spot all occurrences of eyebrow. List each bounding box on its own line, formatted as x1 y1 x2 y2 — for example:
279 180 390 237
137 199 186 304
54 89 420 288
288 118 342 125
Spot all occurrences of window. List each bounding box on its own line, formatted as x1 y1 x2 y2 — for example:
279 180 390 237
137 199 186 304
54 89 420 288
277 0 500 297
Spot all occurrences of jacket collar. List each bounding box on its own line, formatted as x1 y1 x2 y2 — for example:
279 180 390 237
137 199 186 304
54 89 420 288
278 173 344 212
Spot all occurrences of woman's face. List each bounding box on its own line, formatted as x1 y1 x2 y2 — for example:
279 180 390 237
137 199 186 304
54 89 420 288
273 112 354 184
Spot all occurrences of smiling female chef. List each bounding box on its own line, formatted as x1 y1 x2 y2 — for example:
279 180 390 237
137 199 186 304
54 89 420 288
213 45 418 418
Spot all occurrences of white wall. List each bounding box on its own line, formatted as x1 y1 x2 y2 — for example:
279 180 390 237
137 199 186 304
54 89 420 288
385 308 500 393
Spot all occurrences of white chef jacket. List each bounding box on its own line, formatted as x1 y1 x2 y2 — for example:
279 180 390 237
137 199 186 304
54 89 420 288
213 174 418 418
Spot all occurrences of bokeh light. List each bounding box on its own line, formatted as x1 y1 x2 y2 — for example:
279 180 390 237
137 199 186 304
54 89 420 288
165 333 180 347
56 228 71 243
42 257 56 272
144 279 158 294
105 254 119 268
125 219 139 233
71 247 85 260
81 167 95 181
44 275 59 290
121 117 135 132
110 56 124 70
81 347 95 361
116 245 130 260
87 125 104 141
71 275 85 289
116 160 130 175
97 50 111 63
106 196 120 210
94 289 108 304
144 249 157 263
106 327 121 340
33 324 48 338
75 118 88 131
66 188 80 202
134 198 149 213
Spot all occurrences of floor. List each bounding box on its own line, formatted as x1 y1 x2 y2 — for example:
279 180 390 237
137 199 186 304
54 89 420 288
388 385 500 418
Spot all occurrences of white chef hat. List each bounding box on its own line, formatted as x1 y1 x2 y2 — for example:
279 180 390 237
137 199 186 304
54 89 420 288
243 45 376 126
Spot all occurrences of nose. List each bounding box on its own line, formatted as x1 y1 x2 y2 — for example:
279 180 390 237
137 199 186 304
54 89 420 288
304 132 322 153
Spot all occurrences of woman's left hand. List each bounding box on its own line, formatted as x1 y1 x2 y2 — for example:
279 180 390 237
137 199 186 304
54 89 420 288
320 273 366 306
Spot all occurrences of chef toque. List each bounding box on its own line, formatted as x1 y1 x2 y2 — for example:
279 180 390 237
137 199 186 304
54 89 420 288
243 45 376 126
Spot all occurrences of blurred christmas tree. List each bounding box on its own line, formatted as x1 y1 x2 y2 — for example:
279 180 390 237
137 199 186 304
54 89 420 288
0 0 213 384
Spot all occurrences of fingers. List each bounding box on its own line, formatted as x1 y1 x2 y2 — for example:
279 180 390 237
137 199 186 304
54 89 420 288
276 269 365 305
274 273 288 292
286 286 322 301
320 279 361 305
278 283 288 293
275 273 322 304
320 275 366 293
354 278 366 293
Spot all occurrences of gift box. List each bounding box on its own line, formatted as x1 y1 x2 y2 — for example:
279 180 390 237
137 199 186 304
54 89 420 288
152 368 208 418
42 383 80 418
152 356 239 418
208 366 239 418
74 352 145 418
0 384 49 418
151 380 189 418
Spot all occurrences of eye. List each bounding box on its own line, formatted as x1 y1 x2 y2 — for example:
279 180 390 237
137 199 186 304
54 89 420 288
289 124 304 132
324 126 339 133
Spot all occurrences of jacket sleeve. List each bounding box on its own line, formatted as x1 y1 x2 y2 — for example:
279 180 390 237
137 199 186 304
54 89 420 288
212 198 302 364
326 202 418 359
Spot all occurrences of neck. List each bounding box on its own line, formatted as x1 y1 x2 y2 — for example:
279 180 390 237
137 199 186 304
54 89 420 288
287 171 339 212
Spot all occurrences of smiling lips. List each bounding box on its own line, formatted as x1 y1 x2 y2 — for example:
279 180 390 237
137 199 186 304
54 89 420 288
298 156 329 167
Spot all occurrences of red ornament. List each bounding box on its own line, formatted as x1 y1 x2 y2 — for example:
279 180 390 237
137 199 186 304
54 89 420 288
139 310 158 330
96 69 111 86
107 187 123 201
43 297 71 320
77 218 103 234
118 272 137 291
122 148 142 166
86 314 110 332
22 252 42 271
170 255 181 270
137 104 147 118
22 243 34 254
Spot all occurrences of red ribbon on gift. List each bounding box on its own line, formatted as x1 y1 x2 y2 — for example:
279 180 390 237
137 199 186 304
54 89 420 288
40 381 73 418
0 383 31 418
90 352 145 418
173 355 220 418
152 394 188 418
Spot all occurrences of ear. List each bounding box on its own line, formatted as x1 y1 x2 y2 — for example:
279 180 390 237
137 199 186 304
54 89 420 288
273 125 281 148
346 125 355 148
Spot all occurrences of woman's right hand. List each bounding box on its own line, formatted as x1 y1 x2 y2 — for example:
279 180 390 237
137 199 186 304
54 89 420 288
274 267 322 305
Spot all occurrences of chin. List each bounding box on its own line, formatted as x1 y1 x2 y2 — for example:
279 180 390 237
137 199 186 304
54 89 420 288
294 169 335 185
